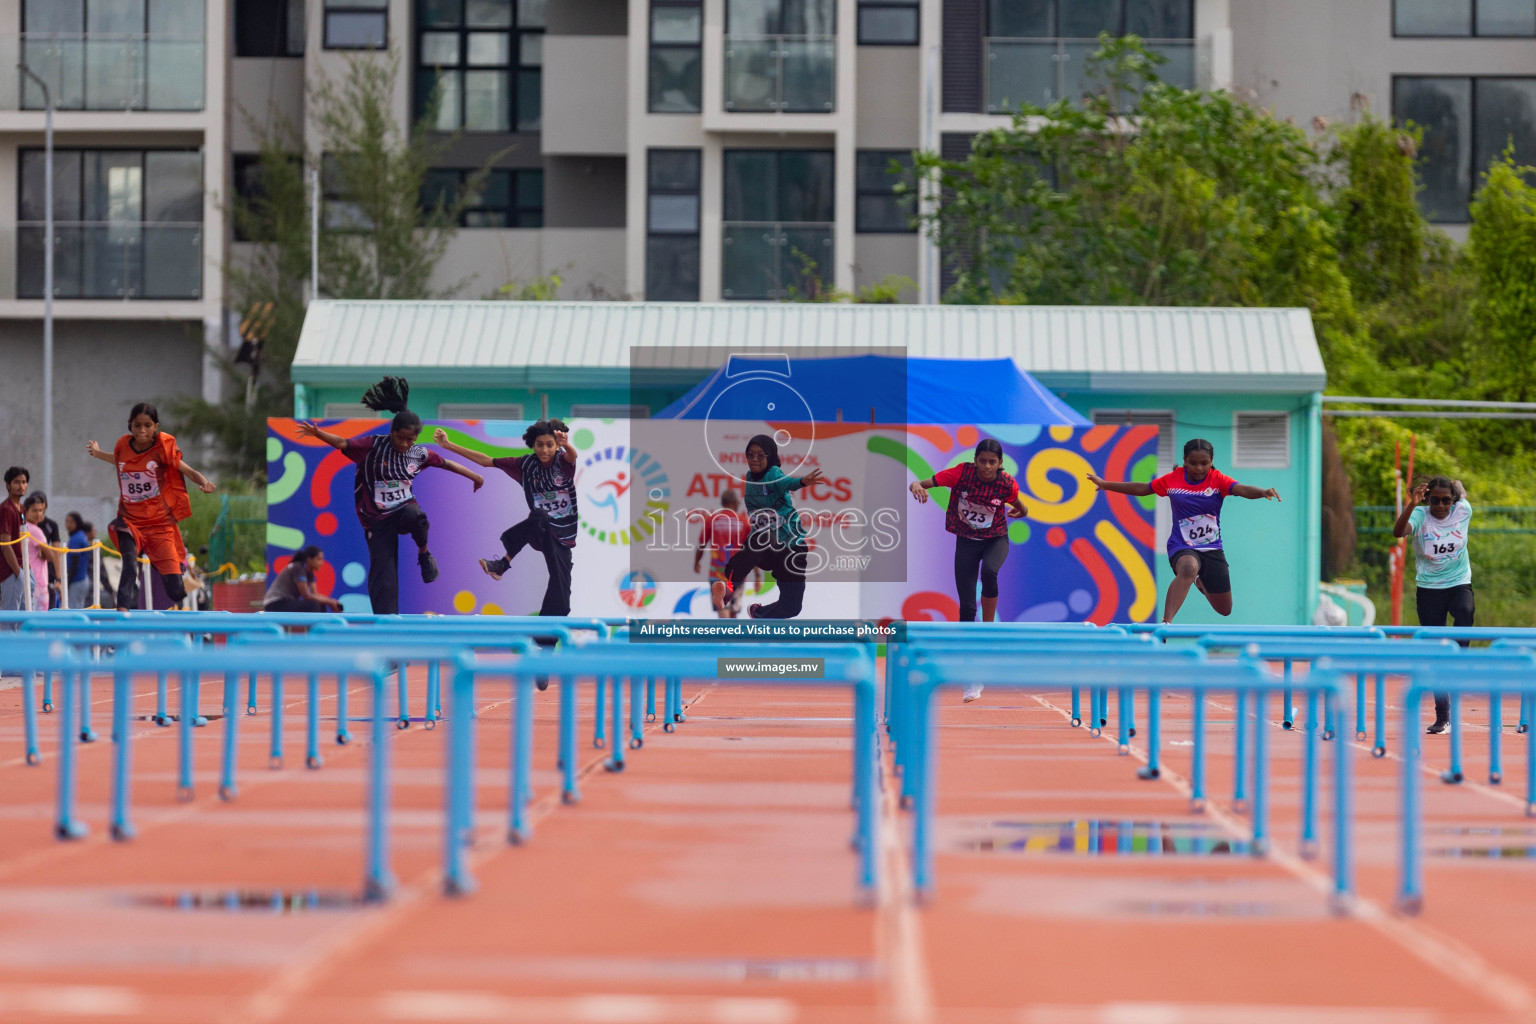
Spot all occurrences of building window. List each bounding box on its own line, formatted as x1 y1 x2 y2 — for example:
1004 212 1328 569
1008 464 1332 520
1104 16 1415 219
722 149 834 299
646 150 701 300
22 0 206 111
858 1 919 44
570 404 651 418
416 0 544 132
725 0 836 112
1394 75 1536 223
236 0 305 56
421 168 544 226
985 0 1195 112
326 0 388 49
1395 0 1536 36
18 148 203 299
649 0 703 112
855 151 915 232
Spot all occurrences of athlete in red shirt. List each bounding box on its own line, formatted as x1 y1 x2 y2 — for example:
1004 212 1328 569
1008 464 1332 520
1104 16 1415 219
1088 437 1280 623
693 490 759 618
86 402 216 610
911 439 1028 702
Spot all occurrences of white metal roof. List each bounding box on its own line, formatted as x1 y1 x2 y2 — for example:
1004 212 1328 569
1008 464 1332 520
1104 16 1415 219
293 301 1326 393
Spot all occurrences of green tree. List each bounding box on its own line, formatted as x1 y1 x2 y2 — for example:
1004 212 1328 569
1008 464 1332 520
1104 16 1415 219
914 36 1355 342
171 51 486 482
1468 155 1536 403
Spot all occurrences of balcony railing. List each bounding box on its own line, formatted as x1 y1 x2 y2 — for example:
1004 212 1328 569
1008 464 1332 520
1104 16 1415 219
721 221 832 299
18 222 203 300
985 37 1194 114
0 34 205 111
723 35 835 113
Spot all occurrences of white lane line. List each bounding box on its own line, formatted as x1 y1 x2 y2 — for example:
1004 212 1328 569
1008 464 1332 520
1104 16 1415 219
378 990 797 1023
0 984 143 1016
1031 694 1536 1018
1019 1002 1438 1024
230 687 714 1024
875 738 933 1024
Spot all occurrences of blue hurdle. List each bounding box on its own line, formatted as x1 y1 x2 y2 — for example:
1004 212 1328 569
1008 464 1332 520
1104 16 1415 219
445 644 879 899
900 651 1351 907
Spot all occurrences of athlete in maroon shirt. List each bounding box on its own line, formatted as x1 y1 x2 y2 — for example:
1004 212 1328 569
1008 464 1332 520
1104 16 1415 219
911 439 1028 702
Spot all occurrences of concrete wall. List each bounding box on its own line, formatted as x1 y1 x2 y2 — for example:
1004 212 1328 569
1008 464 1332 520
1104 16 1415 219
854 235 919 295
542 36 627 155
1230 0 1536 125
855 46 921 149
429 227 629 299
1062 389 1320 626
230 58 307 152
0 320 205 518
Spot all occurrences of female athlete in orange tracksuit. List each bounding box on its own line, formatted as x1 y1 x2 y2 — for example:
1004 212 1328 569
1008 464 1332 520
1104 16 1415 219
86 402 215 610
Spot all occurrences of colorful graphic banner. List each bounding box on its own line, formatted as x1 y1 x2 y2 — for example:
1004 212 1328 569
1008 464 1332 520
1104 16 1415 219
266 419 1157 623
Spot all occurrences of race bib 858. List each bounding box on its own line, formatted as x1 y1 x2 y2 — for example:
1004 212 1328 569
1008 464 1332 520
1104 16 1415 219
119 471 160 503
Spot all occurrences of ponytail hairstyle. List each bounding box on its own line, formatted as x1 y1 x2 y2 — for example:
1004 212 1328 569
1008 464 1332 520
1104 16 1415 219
1183 438 1215 460
745 434 781 479
974 438 1004 461
361 377 421 434
128 402 160 429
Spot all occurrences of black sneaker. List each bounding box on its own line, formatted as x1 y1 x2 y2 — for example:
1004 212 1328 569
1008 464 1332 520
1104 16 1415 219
419 550 440 584
1426 720 1448 735
479 557 508 581
535 676 550 691
748 603 763 618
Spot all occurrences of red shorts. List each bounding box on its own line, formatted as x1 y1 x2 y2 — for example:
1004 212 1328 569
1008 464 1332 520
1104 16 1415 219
110 520 186 576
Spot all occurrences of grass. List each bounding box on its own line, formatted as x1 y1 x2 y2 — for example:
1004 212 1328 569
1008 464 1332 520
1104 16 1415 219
183 480 267 577
1347 533 1536 627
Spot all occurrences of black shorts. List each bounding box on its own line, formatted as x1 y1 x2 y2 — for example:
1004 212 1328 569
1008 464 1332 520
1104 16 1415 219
1169 548 1231 595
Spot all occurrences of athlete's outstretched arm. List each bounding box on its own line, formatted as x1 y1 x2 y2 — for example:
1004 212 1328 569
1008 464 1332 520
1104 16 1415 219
1085 473 1153 497
295 421 346 449
790 468 825 489
552 426 578 465
84 440 116 464
176 458 217 494
430 428 496 468
440 458 485 492
1231 483 1281 502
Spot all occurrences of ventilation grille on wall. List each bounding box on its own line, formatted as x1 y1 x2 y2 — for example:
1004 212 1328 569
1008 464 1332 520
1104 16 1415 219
1092 410 1176 469
1233 412 1290 469
437 403 525 420
569 404 651 419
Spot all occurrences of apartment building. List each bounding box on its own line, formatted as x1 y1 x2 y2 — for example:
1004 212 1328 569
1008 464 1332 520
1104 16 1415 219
0 0 1530 503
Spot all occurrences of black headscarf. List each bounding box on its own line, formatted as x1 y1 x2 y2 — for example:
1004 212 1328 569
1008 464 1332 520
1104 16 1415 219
745 434 781 479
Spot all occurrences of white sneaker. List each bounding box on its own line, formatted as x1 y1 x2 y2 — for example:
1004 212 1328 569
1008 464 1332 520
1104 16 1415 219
962 684 984 703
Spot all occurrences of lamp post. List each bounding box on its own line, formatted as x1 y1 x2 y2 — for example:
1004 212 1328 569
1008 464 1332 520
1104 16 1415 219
19 63 53 494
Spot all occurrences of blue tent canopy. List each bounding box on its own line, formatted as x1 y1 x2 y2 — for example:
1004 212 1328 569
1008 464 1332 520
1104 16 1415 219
655 355 1088 425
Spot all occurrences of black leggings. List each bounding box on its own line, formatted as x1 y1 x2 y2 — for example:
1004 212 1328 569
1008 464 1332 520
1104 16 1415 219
500 512 573 617
722 531 808 619
364 502 429 616
264 597 329 613
1417 584 1474 723
110 518 186 610
954 535 1009 622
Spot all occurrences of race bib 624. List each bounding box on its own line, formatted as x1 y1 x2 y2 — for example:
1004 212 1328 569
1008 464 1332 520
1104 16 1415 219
1179 514 1220 547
